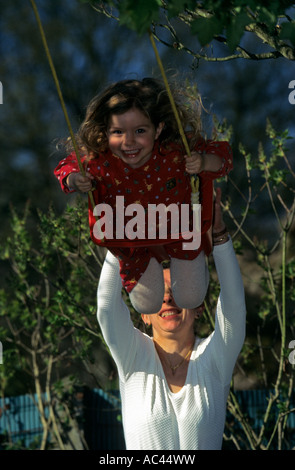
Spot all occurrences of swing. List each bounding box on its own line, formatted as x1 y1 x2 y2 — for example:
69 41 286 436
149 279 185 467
31 1 213 255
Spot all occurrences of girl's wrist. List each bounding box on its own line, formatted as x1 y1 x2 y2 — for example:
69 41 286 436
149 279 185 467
66 173 76 190
202 153 223 173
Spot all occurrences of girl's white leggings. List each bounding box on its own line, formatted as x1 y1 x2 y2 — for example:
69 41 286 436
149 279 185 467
129 251 209 314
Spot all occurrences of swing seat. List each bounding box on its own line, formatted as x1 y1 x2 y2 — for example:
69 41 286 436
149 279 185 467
88 169 214 257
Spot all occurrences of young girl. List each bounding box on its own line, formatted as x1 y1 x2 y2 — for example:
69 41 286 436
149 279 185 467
54 78 233 314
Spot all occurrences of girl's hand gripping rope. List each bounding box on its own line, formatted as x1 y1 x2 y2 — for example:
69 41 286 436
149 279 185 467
184 151 204 175
67 172 95 193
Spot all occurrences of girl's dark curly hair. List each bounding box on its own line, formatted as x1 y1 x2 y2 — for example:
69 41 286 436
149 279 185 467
71 78 204 158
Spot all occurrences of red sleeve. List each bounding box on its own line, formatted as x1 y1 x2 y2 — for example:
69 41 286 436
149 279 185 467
195 140 233 180
54 152 87 194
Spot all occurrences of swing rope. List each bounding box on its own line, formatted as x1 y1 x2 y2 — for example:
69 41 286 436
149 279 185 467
30 0 104 241
148 30 200 202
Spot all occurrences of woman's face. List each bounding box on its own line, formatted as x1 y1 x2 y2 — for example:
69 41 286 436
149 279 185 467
142 270 204 338
107 107 164 169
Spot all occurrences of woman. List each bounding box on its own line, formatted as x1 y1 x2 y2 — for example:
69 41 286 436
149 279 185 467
96 189 246 450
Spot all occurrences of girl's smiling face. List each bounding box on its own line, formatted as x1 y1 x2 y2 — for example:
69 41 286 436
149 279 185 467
107 107 164 169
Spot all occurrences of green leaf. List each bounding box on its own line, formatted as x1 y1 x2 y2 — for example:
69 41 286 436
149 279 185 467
118 0 162 35
280 21 295 47
256 6 277 28
190 16 223 45
226 11 251 51
166 0 196 18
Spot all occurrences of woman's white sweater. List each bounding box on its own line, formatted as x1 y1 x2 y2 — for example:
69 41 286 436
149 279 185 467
97 239 246 450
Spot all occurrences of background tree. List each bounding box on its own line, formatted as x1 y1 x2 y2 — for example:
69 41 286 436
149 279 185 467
92 0 295 60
